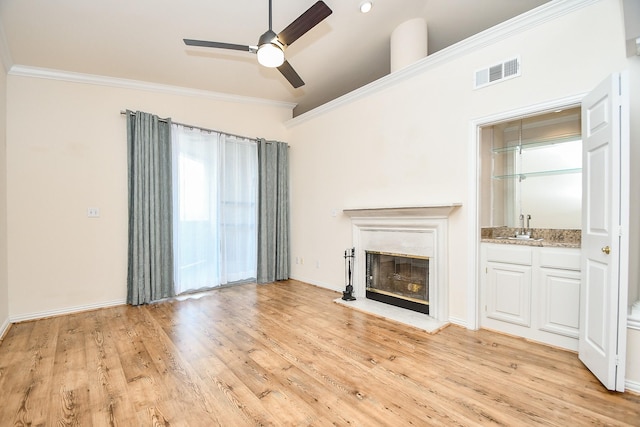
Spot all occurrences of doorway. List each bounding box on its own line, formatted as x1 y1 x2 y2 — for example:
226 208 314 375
469 72 630 392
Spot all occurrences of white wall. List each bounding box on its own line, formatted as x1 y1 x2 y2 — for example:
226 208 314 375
5 74 292 320
288 0 630 317
0 51 8 337
287 0 640 384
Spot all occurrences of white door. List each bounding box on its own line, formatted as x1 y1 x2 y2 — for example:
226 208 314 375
579 72 630 391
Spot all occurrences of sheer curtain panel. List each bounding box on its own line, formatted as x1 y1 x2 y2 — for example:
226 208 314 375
126 110 174 305
257 139 290 283
172 125 258 293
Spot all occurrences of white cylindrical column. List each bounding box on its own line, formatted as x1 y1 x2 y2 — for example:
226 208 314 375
390 17 427 73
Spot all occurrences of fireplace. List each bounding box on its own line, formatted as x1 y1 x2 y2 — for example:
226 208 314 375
366 251 429 314
342 204 460 328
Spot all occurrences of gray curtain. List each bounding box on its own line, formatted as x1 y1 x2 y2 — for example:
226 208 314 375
126 110 174 305
256 139 290 283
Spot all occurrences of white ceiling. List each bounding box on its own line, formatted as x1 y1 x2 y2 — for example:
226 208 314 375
0 0 549 116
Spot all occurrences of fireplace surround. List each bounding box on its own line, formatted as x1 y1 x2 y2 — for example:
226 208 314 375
341 205 460 331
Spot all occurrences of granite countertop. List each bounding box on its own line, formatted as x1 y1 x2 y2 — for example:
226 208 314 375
481 227 581 248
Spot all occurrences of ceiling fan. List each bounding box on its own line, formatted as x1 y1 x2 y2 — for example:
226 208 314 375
184 0 332 89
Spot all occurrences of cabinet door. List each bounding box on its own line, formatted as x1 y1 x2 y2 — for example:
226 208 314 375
486 262 532 327
539 268 581 338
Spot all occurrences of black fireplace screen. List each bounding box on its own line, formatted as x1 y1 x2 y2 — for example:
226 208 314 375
366 251 429 313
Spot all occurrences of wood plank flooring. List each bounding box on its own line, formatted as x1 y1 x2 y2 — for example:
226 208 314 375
0 279 639 426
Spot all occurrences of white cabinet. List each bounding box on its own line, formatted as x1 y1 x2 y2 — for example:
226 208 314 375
538 249 581 338
485 245 532 327
481 243 580 351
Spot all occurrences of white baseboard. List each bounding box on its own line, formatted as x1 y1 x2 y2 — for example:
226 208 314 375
628 317 640 330
288 275 342 293
625 378 640 394
9 298 127 324
448 316 468 329
0 316 10 341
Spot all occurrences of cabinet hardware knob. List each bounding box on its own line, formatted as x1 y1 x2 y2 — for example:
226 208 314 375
601 246 611 255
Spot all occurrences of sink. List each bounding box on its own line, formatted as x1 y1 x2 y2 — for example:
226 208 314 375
507 236 543 241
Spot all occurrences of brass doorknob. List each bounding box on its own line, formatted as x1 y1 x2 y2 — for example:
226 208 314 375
602 246 611 254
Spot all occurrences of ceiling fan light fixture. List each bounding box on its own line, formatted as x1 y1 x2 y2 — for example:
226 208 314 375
257 42 285 67
359 1 373 13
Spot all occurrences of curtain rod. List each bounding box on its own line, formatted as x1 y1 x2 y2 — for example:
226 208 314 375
120 110 257 142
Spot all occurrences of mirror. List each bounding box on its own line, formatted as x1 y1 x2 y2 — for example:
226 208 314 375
481 107 582 229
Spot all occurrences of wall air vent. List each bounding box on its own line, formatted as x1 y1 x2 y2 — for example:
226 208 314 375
474 56 521 89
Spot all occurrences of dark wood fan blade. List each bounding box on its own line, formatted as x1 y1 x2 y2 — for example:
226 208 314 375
184 39 255 52
277 60 305 88
277 1 332 46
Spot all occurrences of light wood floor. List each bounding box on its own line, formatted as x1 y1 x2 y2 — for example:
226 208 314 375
1 280 639 426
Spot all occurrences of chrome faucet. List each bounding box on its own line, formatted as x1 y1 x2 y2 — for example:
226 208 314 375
517 213 531 237
519 214 525 236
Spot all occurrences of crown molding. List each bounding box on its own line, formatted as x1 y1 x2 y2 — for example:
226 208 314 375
285 0 600 128
8 65 297 110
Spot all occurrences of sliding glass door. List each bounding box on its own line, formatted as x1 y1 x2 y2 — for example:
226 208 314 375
172 125 257 294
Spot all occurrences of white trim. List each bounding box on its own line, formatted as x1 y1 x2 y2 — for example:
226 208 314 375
625 378 640 394
343 204 461 218
286 0 598 127
628 317 640 330
8 65 297 110
0 316 10 340
289 276 342 294
448 316 468 328
467 93 585 331
466 119 481 330
9 298 126 323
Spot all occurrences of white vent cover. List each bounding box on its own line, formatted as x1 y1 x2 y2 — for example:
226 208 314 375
474 56 521 89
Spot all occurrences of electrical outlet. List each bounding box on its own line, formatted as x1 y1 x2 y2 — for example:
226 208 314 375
87 207 100 218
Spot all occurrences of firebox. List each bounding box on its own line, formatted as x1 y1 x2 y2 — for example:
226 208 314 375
365 251 429 314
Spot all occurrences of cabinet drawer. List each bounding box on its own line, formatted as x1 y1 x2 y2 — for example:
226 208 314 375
539 249 581 271
485 245 532 265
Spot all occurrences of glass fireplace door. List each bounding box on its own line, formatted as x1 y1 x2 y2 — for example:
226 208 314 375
366 251 429 314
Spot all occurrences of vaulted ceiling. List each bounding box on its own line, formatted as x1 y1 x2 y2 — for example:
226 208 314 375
0 0 549 116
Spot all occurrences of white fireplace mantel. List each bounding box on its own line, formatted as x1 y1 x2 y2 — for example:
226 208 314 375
343 204 461 219
339 203 461 332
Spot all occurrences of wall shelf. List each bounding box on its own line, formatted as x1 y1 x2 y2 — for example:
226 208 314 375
493 168 582 180
492 134 581 154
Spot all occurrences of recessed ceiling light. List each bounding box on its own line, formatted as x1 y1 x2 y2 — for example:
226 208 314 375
359 1 373 13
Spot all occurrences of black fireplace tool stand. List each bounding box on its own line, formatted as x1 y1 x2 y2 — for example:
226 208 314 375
342 247 356 301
